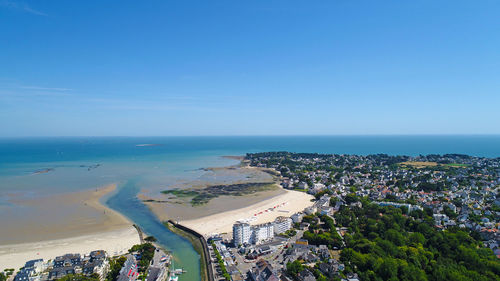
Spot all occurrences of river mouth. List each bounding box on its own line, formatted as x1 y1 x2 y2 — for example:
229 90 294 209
106 179 201 281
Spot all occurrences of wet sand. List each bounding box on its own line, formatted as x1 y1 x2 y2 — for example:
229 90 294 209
142 187 287 221
0 184 140 270
1 184 132 245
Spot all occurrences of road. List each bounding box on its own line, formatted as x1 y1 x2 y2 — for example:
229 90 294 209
147 248 169 281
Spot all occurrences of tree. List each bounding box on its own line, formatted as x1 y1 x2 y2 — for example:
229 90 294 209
144 236 157 242
409 232 425 246
286 260 304 278
377 258 398 280
106 256 127 281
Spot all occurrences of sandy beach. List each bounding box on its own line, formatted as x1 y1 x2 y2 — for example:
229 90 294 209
179 189 314 237
0 227 140 270
0 184 140 270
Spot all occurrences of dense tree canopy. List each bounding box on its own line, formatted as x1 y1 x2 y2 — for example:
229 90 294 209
334 200 500 281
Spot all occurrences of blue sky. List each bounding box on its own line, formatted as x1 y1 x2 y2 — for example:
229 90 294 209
1 0 499 136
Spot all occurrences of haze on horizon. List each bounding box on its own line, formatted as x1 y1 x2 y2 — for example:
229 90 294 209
1 0 499 137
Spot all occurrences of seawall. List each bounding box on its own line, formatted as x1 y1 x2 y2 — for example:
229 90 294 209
167 220 214 281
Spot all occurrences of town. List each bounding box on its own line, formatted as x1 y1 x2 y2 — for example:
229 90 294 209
1 240 180 281
204 152 500 281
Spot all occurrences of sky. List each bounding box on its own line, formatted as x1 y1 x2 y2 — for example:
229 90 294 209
1 0 499 137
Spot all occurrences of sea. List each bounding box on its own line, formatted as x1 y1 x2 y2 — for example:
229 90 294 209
0 135 499 280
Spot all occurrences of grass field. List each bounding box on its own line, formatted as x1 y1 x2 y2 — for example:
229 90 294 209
399 161 469 168
399 161 438 168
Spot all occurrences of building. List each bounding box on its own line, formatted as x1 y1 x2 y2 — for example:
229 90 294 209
14 259 45 281
251 223 274 244
53 254 82 268
320 206 334 216
233 222 252 246
117 255 139 281
248 259 279 281
83 250 109 280
304 206 317 215
297 269 316 281
375 202 422 214
24 259 44 274
273 216 292 234
291 213 304 223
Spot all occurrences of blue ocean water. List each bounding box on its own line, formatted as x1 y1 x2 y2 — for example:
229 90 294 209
0 135 499 281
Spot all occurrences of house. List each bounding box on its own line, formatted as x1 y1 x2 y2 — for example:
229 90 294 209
53 254 81 268
318 263 336 278
317 245 331 260
248 260 279 281
297 269 316 281
304 206 317 215
320 206 334 216
48 267 76 280
291 213 304 223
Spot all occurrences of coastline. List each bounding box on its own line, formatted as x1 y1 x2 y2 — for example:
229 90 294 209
0 184 141 270
179 189 314 237
141 162 315 238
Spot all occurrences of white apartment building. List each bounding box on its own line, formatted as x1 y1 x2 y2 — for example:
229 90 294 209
233 222 251 246
251 223 274 244
273 216 292 234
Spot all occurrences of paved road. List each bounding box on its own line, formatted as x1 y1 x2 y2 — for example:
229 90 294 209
148 248 168 281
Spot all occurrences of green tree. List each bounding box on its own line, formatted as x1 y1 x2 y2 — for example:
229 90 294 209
106 256 127 281
286 260 304 278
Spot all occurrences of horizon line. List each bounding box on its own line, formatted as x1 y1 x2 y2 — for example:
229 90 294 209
1 134 500 138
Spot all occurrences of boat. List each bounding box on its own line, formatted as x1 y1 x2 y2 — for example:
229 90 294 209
173 268 186 274
167 256 185 281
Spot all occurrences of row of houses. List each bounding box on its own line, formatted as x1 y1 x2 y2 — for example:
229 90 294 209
15 251 108 281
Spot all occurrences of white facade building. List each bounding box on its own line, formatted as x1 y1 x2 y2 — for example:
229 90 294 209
273 216 292 234
233 222 251 246
251 223 274 244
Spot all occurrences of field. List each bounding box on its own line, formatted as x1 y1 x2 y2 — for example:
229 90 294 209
399 161 469 169
399 161 438 168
